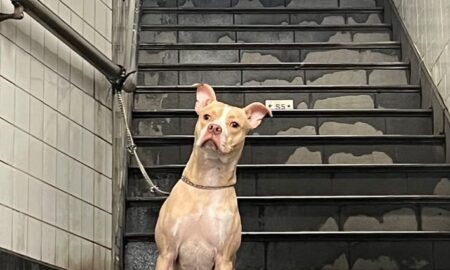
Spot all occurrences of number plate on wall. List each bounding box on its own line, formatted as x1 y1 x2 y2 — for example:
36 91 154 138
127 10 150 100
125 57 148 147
265 100 294 110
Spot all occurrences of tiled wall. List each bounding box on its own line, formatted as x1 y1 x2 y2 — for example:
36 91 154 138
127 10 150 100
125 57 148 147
393 0 450 107
0 0 114 269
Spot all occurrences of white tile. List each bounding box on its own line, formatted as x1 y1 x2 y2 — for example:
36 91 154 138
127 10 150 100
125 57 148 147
69 234 82 270
0 162 13 206
70 84 83 124
69 196 82 235
28 177 43 219
16 7 31 51
43 105 57 147
94 172 106 210
44 29 58 71
0 205 13 249
43 144 57 185
13 128 29 173
81 202 94 241
56 151 69 191
42 183 56 225
94 102 106 141
27 217 42 260
105 177 112 213
0 6 17 40
31 19 45 61
57 77 71 117
105 213 112 248
0 76 15 122
70 9 83 35
93 244 106 270
0 35 16 82
94 138 106 176
12 211 28 254
30 58 45 100
69 121 82 160
82 129 94 166
57 114 70 154
41 223 56 265
44 67 58 109
105 249 112 270
105 8 112 42
105 143 112 179
58 1 71 23
69 160 82 198
83 93 95 132
95 1 107 38
94 208 105 246
83 0 95 28
82 59 95 96
55 190 69 230
29 136 43 180
15 48 31 92
58 41 71 80
81 166 94 204
14 87 30 131
80 239 94 270
13 169 28 212
0 119 14 164
55 228 69 269
29 96 44 139
71 50 84 89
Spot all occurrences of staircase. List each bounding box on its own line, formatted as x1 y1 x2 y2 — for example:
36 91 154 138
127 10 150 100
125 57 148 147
123 0 450 269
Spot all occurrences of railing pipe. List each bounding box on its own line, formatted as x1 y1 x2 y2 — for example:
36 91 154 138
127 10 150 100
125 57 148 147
13 0 126 85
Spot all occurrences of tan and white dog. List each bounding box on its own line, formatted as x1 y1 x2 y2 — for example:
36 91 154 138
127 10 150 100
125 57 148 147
155 83 272 270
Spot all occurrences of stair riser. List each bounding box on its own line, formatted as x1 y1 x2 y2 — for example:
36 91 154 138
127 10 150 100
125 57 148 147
134 91 419 110
141 13 384 26
138 48 399 64
126 202 450 233
140 30 391 44
143 0 381 8
133 143 445 165
124 240 450 270
137 69 408 86
128 170 450 197
133 116 431 136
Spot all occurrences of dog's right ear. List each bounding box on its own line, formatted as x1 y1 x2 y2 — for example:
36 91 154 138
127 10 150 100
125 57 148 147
193 83 216 114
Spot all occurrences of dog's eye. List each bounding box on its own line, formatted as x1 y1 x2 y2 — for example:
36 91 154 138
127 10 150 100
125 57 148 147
203 114 211 121
231 121 240 128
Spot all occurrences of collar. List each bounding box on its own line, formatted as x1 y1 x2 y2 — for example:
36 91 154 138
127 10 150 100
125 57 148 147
180 175 236 190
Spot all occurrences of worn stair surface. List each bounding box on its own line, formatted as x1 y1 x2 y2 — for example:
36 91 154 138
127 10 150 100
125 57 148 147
124 0 450 269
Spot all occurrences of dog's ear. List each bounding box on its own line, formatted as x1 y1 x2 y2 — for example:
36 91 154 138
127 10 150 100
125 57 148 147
193 83 216 114
244 102 273 129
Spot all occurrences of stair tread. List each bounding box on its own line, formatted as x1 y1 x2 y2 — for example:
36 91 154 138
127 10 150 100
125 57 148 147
141 24 391 30
133 109 431 117
142 7 384 13
124 231 450 241
139 42 400 50
128 163 450 171
139 62 408 70
127 195 450 202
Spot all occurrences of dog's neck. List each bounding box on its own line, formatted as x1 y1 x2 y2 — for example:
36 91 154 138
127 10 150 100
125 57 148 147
182 147 241 188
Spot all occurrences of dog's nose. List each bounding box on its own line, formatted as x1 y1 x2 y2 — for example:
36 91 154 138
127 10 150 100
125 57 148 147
208 124 222 135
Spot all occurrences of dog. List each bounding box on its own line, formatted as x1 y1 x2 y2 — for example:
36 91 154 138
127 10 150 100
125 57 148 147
154 83 272 270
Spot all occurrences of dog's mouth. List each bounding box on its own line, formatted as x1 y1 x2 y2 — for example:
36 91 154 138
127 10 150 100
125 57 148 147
201 139 219 151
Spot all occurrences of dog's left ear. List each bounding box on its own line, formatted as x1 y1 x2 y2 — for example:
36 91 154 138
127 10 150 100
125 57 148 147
193 83 216 114
244 102 273 129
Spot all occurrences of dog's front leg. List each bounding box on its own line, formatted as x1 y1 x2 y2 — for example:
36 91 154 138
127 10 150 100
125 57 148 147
155 252 176 270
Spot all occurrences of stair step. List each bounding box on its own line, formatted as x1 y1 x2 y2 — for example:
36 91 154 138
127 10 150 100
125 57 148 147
143 0 382 9
126 195 450 233
128 164 450 197
132 109 431 136
140 25 392 44
138 63 409 86
139 42 401 50
141 8 384 26
131 135 445 165
124 236 450 270
138 48 400 64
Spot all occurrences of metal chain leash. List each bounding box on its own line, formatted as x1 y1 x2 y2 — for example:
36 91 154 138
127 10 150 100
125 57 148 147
115 85 170 195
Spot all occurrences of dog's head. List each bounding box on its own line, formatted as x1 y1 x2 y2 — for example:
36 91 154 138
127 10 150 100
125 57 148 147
193 83 272 157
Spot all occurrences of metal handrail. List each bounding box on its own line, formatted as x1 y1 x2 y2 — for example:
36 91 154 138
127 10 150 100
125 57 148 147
3 0 133 90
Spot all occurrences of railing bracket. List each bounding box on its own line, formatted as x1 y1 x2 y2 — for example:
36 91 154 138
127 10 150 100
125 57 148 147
0 1 24 23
